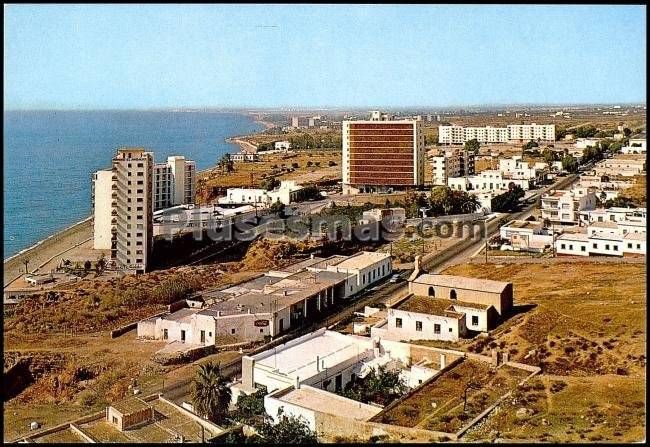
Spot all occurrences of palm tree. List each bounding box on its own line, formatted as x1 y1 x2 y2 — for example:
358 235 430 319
191 362 232 424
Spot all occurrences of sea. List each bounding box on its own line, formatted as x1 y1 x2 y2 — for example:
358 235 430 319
3 110 264 259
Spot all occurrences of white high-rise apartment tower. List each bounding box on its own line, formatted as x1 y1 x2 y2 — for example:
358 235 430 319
152 156 196 211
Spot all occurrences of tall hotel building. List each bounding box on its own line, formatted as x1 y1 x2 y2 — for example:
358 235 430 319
439 123 555 144
152 156 196 211
111 148 154 274
342 111 425 194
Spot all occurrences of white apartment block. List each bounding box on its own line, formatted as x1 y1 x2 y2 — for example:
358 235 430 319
591 156 646 177
541 190 597 225
579 207 646 224
430 148 475 185
556 230 645 257
92 169 114 250
152 156 196 212
111 148 154 274
342 111 425 194
447 170 532 193
439 123 555 144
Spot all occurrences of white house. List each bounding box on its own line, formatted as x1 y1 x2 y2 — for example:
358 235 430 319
274 141 292 151
541 190 597 224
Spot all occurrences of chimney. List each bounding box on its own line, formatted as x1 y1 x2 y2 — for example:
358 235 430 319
316 356 320 372
295 376 300 389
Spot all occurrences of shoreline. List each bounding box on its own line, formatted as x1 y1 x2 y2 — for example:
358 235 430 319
4 217 94 288
4 112 269 282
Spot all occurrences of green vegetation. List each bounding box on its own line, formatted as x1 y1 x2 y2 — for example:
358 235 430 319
522 140 539 151
429 186 481 215
561 154 579 173
340 364 408 407
255 412 318 444
491 184 525 212
218 153 235 173
191 362 232 424
464 138 480 153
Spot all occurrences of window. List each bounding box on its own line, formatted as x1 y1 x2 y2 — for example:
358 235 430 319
180 330 186 342
449 327 453 332
163 329 168 340
335 374 342 392
137 189 143 193
450 289 457 300
200 330 205 343
581 246 586 252
395 318 402 328
561 244 566 250
208 332 212 337
434 324 441 334
231 328 235 334
593 243 598 249
415 321 422 331
260 328 264 333
472 316 479 326
613 245 618 251
605 244 610 250
428 287 435 297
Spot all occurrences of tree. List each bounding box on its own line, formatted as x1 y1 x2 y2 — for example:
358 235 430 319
491 184 525 212
218 154 234 173
261 177 280 191
232 387 267 426
341 364 407 406
270 201 286 216
464 139 480 153
623 127 632 137
542 148 556 168
191 362 232 424
561 154 578 173
256 412 318 444
95 254 106 275
522 140 539 151
83 260 92 273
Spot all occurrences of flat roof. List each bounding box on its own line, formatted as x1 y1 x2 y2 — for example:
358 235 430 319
413 274 510 294
109 397 152 415
277 257 326 273
331 251 391 270
557 233 590 242
254 330 372 379
590 221 618 229
275 385 381 421
624 232 646 241
503 220 539 230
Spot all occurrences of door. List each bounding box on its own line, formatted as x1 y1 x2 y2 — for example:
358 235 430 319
181 330 186 342
279 318 284 332
200 330 205 343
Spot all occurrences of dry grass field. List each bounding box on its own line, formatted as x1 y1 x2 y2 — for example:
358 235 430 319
439 261 646 442
196 150 341 204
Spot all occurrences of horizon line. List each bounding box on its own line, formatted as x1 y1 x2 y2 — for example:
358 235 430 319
5 102 647 113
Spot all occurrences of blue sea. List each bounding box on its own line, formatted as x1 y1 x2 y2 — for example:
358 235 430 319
3 110 264 259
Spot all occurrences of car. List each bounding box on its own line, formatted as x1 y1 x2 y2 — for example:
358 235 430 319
389 274 401 283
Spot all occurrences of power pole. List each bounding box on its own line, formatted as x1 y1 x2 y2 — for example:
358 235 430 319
485 238 488 264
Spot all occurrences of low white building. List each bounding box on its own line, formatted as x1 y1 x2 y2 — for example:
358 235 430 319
359 207 406 225
218 180 306 206
555 226 646 257
152 204 256 237
621 134 646 154
447 170 532 193
274 141 292 151
499 220 553 252
137 252 392 346
575 138 601 149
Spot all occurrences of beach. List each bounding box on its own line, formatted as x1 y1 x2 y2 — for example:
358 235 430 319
3 217 94 288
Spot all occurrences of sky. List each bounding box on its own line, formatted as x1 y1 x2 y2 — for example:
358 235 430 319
3 4 647 109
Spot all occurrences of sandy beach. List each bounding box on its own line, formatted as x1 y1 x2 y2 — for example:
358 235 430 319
3 217 94 288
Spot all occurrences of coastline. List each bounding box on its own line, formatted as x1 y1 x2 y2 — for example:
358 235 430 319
4 112 269 285
3 217 93 288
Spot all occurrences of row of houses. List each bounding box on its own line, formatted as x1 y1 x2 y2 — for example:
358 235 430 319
137 252 392 346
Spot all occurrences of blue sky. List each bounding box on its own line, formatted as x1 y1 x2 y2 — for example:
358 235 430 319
4 4 646 109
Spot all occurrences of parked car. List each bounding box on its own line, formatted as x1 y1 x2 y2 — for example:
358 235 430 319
389 274 401 283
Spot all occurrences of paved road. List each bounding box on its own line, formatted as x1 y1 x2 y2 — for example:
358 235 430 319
161 173 579 403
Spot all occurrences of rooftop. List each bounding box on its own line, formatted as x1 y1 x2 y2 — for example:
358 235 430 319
589 221 619 229
623 232 646 241
557 233 590 242
274 385 382 421
503 219 540 230
330 251 391 270
162 307 199 323
109 396 152 415
252 329 372 379
395 295 487 318
412 274 510 294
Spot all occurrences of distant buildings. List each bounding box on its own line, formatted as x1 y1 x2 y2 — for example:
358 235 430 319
430 147 475 185
92 169 114 250
291 116 300 128
621 133 646 154
274 141 291 151
152 204 256 237
342 111 425 194
152 156 196 212
438 123 555 144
